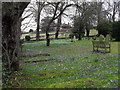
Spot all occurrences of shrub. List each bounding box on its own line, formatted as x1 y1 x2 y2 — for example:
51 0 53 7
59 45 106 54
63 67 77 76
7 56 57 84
29 29 33 33
25 35 31 41
112 21 120 41
69 33 74 39
97 21 112 36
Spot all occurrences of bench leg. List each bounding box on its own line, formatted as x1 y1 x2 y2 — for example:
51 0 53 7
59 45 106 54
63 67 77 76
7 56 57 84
105 47 107 53
109 44 111 53
93 47 95 52
97 47 98 52
109 47 110 53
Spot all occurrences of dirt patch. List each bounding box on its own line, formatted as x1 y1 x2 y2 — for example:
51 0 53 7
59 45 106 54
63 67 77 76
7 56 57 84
39 73 46 77
84 57 89 59
25 77 32 80
24 59 55 63
50 72 56 74
24 40 38 43
22 54 50 57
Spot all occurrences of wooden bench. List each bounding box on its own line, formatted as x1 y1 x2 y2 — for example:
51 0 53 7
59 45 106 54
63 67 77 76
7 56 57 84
92 41 111 53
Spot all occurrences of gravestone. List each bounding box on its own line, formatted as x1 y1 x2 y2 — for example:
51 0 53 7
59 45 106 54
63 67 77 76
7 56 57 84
105 34 111 44
73 36 76 42
99 35 105 41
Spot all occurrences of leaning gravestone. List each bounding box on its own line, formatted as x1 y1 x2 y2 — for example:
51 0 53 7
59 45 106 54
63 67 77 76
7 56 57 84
105 34 111 44
73 36 76 42
65 32 67 39
99 35 105 42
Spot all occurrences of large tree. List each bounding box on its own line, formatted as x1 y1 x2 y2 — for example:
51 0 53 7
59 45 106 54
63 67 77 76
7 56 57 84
2 2 29 78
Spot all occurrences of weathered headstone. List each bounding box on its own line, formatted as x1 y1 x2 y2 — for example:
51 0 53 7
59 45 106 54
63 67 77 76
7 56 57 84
99 35 104 41
105 34 111 44
73 36 76 42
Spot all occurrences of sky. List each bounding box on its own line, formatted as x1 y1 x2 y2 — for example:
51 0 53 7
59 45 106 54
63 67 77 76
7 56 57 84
21 0 75 32
21 0 120 32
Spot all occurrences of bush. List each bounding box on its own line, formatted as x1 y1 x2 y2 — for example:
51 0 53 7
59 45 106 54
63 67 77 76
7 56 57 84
112 21 120 41
25 35 31 41
29 29 33 33
97 21 112 36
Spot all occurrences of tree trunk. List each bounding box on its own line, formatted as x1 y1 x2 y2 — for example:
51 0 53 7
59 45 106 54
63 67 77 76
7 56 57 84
55 3 64 39
2 2 29 75
119 2 120 21
78 28 82 40
78 23 84 40
97 2 103 24
78 33 82 40
55 30 59 39
46 23 51 46
36 2 41 41
112 3 116 22
45 16 54 46
46 31 50 46
86 30 90 37
55 15 61 39
2 16 20 73
86 23 90 37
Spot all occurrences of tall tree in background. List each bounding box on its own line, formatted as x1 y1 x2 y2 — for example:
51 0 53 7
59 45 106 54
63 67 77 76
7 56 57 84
72 2 98 38
41 16 56 32
75 2 92 40
84 3 96 37
119 2 120 20
36 1 46 41
112 2 119 22
36 1 41 41
55 2 64 39
94 2 104 25
107 1 120 22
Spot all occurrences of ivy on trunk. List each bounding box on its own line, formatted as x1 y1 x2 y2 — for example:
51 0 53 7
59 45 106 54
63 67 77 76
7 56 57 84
2 2 29 76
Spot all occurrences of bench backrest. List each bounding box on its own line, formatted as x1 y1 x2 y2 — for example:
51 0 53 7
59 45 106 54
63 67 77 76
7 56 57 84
92 41 106 47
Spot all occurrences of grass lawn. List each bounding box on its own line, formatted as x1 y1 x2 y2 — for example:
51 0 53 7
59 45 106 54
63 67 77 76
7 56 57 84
8 39 118 88
21 29 98 40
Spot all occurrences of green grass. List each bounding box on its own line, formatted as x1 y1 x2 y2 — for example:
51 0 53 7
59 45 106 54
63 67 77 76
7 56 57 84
7 39 118 88
21 30 98 40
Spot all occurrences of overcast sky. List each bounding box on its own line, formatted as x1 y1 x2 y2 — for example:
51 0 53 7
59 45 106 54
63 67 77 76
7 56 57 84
21 0 119 32
21 0 76 32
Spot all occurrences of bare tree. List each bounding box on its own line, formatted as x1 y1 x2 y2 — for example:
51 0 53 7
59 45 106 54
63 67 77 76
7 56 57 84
119 2 120 20
94 2 104 24
45 2 73 46
84 3 97 37
29 1 50 41
107 2 120 22
55 2 64 39
36 1 46 41
74 2 94 40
